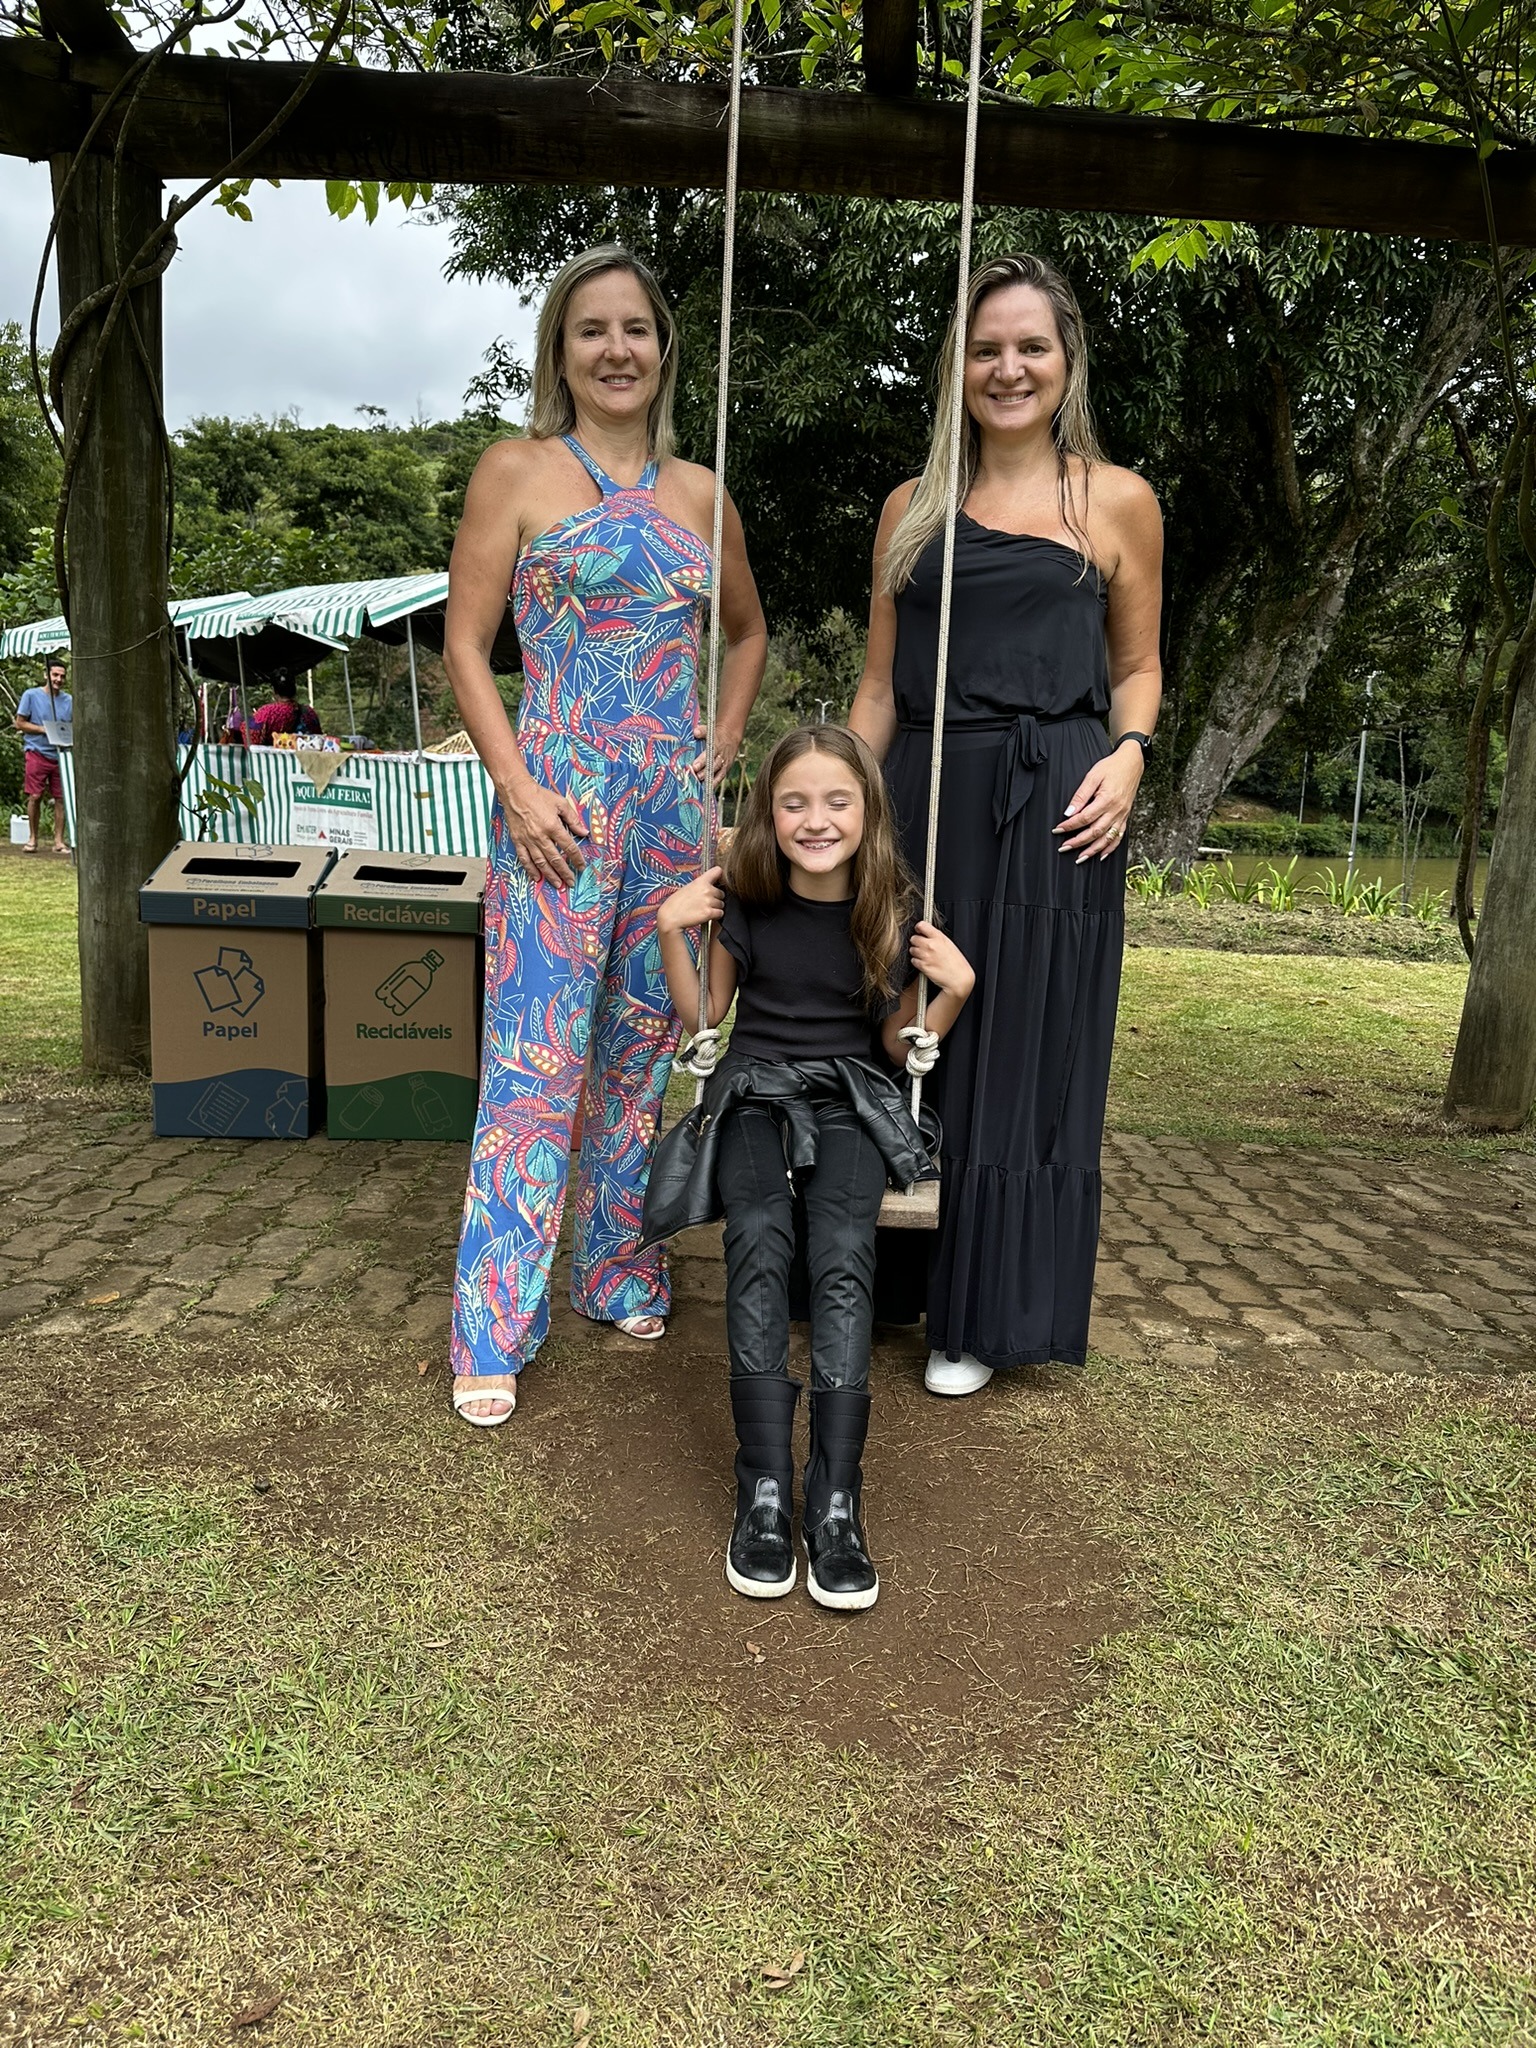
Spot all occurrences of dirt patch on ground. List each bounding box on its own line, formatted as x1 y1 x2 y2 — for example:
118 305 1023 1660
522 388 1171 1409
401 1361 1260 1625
518 1300 1129 1760
3 1302 1128 1768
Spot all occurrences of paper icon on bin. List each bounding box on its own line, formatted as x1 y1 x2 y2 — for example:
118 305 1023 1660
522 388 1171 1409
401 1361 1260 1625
189 1079 250 1135
195 946 265 1017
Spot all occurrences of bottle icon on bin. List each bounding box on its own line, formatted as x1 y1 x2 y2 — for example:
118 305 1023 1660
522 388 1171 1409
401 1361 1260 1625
375 948 444 1017
409 1073 452 1136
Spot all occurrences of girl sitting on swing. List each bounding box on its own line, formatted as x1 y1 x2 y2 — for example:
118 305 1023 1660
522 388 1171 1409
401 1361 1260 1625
653 726 974 1610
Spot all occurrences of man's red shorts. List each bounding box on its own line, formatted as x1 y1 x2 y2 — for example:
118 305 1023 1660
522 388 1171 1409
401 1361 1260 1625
23 751 63 801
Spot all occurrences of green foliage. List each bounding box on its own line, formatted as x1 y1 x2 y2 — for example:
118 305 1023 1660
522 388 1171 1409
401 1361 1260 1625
1260 856 1300 911
171 414 483 590
1355 875 1401 920
1312 866 1363 912
0 532 60 636
0 725 24 812
1180 862 1222 909
188 773 266 843
1213 859 1266 904
1127 856 1177 902
0 325 59 578
1204 817 1410 858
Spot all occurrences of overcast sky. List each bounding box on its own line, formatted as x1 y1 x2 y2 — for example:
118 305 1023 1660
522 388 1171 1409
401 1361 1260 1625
1 156 539 429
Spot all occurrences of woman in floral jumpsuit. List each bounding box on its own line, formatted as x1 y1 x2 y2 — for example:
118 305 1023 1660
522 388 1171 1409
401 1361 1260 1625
443 247 767 1424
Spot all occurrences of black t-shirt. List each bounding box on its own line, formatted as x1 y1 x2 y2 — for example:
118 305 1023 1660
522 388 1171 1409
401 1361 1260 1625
720 888 886 1062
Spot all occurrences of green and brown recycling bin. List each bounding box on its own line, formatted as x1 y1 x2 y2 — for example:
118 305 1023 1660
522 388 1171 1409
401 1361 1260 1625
140 843 335 1138
314 850 487 1140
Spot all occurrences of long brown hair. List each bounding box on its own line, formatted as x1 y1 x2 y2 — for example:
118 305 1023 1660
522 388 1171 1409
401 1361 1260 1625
884 250 1104 593
727 726 917 1008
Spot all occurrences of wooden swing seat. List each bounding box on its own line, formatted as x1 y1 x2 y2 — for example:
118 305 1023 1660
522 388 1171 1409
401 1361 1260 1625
877 1177 941 1229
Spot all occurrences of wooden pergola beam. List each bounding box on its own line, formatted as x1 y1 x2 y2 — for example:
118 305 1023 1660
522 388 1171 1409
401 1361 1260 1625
5 36 1536 243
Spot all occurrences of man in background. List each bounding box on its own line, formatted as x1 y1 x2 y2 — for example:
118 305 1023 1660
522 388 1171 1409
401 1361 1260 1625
14 656 73 855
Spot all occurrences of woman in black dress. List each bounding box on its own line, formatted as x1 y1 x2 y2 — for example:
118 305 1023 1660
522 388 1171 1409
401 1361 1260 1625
849 251 1163 1394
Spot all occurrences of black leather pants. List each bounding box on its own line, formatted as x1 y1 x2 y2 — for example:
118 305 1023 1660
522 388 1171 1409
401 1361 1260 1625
717 1096 888 1392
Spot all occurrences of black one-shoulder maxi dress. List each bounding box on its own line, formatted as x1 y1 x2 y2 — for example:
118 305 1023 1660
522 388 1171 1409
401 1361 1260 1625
879 514 1126 1368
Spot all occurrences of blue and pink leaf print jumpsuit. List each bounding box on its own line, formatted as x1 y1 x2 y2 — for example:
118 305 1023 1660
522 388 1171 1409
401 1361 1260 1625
451 436 709 1377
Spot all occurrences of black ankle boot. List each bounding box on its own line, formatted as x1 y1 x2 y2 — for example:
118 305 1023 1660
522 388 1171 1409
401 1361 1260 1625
726 1375 800 1599
803 1387 878 1611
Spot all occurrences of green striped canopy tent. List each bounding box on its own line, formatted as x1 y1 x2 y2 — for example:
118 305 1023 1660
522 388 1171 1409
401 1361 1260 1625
270 573 519 756
268 575 448 754
4 575 515 748
0 592 249 662
0 614 71 659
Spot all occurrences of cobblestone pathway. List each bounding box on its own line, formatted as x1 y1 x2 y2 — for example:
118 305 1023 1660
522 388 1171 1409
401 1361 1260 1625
2 1103 1532 1376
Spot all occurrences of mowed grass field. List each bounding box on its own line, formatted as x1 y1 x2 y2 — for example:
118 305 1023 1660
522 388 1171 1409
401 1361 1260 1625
0 851 1488 1154
2 854 1534 2045
0 851 80 1077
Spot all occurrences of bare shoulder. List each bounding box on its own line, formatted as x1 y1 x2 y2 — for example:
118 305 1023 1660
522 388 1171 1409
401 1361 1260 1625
1090 460 1161 527
661 455 720 521
471 434 548 486
881 478 920 524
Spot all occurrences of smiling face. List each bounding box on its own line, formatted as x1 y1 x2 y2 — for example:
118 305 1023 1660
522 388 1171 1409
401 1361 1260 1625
963 282 1069 442
560 268 664 436
771 744 866 888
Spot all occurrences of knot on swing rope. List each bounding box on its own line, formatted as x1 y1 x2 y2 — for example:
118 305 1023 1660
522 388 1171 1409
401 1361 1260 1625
900 1026 940 1078
679 1028 723 1078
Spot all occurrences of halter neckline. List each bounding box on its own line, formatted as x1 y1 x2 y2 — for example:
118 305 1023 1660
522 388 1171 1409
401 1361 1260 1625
562 433 658 496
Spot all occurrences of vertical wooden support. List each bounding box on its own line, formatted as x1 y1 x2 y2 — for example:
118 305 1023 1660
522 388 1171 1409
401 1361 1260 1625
1445 631 1536 1128
864 0 920 96
51 148 177 1073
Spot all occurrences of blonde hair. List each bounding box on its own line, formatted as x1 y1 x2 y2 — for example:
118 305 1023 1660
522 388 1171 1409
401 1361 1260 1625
727 726 917 1009
527 245 679 460
883 251 1105 593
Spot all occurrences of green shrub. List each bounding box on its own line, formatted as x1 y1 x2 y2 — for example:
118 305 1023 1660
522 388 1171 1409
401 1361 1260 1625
1214 860 1267 904
1181 863 1221 908
1128 856 1177 901
1262 856 1301 910
0 724 22 810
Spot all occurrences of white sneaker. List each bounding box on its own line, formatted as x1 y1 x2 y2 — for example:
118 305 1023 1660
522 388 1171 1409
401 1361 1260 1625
924 1350 993 1397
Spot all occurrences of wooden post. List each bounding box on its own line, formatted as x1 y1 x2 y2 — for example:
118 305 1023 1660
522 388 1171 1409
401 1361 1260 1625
1445 626 1536 1128
863 0 920 97
51 147 177 1072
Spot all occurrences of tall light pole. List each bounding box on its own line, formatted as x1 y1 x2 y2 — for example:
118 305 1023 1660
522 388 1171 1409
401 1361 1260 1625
1345 675 1373 890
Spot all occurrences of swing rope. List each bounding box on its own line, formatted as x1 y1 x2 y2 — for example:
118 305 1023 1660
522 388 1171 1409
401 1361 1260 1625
679 0 748 1097
680 0 987 1146
898 0 986 1137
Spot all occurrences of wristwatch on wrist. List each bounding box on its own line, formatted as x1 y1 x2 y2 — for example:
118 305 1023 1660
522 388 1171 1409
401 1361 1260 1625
1112 730 1153 759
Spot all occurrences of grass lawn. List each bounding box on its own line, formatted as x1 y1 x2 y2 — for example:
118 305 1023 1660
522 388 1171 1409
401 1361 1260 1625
1109 948 1483 1155
0 851 80 1079
2 1330 1532 2044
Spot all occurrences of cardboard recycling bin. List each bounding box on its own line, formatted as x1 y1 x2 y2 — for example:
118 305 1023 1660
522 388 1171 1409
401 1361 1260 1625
140 844 334 1138
314 850 487 1140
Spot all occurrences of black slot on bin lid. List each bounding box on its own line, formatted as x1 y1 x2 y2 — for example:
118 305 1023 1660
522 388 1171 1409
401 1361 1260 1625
350 863 469 887
181 856 302 880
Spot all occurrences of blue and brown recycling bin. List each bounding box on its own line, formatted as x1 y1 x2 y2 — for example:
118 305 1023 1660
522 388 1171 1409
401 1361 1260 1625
140 844 335 1137
313 850 487 1140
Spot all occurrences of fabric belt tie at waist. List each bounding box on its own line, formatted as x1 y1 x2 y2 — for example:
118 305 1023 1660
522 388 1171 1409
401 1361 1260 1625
897 710 1093 836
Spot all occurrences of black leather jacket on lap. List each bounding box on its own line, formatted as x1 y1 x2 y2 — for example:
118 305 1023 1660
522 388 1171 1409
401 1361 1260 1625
639 1054 935 1248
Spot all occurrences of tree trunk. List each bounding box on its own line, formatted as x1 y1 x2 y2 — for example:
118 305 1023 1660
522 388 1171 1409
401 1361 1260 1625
1444 618 1536 1129
1140 519 1368 866
51 149 177 1073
